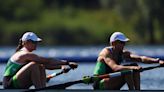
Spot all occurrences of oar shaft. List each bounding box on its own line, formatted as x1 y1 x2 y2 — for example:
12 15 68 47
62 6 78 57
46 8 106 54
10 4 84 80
83 65 163 84
96 70 133 80
47 72 63 79
46 68 71 82
139 64 162 72
98 65 162 79
46 71 64 82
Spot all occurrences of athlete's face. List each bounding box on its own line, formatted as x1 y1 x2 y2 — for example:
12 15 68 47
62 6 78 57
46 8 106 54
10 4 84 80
113 40 126 51
24 40 38 52
30 40 38 50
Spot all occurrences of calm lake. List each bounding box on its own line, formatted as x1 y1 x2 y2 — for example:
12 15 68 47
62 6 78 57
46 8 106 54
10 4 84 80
0 45 164 90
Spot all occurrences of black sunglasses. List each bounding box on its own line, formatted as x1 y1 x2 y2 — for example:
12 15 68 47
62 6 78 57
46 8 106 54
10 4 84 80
28 40 38 44
117 40 126 44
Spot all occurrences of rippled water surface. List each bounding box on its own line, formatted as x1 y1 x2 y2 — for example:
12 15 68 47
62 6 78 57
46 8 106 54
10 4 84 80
1 45 164 90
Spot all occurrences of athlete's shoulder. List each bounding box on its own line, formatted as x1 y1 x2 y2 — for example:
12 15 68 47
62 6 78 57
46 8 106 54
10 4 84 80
99 47 111 56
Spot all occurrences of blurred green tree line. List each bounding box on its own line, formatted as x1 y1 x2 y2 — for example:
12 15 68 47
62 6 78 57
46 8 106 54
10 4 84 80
0 0 164 46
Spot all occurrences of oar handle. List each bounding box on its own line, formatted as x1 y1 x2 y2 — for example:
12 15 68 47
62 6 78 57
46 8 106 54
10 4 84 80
46 67 71 82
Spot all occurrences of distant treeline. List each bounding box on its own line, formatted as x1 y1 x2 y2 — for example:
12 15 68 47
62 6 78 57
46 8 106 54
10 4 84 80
0 0 164 46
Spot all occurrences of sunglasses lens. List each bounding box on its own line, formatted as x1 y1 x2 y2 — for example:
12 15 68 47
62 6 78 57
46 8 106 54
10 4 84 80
121 41 125 44
118 41 125 44
31 41 37 44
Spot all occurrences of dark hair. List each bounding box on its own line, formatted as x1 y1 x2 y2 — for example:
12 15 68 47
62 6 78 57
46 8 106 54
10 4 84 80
15 39 23 52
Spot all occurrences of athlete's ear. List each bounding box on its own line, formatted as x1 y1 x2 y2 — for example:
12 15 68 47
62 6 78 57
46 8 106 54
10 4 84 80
111 41 115 46
22 40 28 45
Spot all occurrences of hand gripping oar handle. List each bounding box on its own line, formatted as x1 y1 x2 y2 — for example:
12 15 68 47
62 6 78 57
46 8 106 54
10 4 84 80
46 67 71 82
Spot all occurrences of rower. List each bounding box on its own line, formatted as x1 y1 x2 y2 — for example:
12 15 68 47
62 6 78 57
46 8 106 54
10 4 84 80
93 32 164 90
3 31 78 89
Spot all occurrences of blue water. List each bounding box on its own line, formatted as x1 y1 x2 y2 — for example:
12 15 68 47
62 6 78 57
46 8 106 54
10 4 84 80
1 45 164 63
1 45 164 90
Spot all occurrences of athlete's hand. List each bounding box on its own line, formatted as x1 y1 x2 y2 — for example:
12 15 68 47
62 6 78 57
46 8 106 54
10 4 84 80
129 66 142 70
68 62 78 69
61 66 71 73
159 60 164 65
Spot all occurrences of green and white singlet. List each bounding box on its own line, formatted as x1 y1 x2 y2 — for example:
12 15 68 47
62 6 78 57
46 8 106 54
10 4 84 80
4 58 23 77
93 47 123 89
3 58 24 88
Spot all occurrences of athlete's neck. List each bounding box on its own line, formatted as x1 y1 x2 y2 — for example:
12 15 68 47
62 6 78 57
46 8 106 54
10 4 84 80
112 47 123 55
21 47 32 52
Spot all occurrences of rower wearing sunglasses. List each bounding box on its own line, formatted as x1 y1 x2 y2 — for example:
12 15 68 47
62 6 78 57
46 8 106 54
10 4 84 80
93 32 164 90
3 32 78 89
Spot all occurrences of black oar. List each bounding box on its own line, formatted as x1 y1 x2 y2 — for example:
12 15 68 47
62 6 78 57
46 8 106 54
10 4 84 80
26 64 164 92
0 68 71 85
